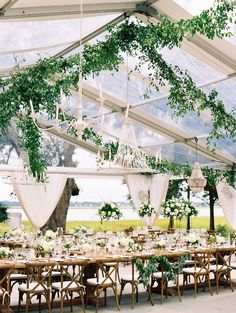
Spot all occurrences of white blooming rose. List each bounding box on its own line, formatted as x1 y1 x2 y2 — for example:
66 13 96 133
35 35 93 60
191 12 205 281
38 240 55 253
45 230 57 241
0 247 12 258
216 235 226 245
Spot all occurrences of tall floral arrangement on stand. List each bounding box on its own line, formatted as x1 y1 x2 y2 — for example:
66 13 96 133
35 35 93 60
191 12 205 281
161 197 198 229
98 202 123 224
138 201 155 227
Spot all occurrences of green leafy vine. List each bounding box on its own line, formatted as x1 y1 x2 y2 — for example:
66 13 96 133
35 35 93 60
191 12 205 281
135 253 189 288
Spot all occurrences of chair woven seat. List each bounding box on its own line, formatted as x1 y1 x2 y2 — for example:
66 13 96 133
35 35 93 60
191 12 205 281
19 282 48 292
120 274 139 282
230 262 236 269
183 267 207 274
10 273 27 280
87 277 113 286
209 265 229 272
52 281 84 290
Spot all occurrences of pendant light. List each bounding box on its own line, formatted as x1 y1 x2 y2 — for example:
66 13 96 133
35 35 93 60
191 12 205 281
187 138 207 193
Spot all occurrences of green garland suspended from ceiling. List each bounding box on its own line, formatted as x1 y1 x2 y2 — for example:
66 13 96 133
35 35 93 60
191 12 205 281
0 0 235 183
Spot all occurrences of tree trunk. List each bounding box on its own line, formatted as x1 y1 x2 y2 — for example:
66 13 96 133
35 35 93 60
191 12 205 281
41 178 79 232
209 192 215 231
187 186 190 231
187 216 190 232
168 217 174 230
41 144 79 232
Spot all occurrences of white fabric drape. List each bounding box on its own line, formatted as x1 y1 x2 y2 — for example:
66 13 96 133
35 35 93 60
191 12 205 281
126 174 170 226
13 174 67 228
126 175 150 211
216 182 236 230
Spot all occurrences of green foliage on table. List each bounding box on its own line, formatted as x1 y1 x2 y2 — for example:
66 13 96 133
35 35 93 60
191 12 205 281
0 1 235 181
135 253 189 288
0 202 8 223
215 224 232 238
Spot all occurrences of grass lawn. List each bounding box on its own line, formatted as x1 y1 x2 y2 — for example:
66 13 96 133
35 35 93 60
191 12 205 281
0 216 229 236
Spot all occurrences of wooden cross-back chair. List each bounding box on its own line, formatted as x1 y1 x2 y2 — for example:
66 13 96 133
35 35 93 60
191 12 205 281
17 261 56 313
210 248 234 294
119 258 153 309
182 250 213 298
51 260 86 313
0 263 15 310
151 258 182 305
86 261 120 313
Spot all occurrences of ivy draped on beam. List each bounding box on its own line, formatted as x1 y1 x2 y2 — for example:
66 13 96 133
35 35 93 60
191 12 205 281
0 0 236 180
89 137 236 187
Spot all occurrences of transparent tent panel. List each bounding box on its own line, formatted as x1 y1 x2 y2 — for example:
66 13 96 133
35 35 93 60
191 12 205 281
144 141 222 166
0 45 72 69
161 47 224 84
199 137 236 160
0 15 120 50
203 77 236 113
86 69 163 104
139 97 212 137
95 111 170 147
173 0 214 16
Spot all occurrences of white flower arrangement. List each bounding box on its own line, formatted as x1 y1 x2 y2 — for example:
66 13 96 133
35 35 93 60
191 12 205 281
10 226 25 237
0 247 13 259
162 197 198 220
216 235 226 245
138 201 155 218
98 202 122 223
153 238 166 249
185 233 200 246
38 240 55 254
45 230 57 241
78 237 93 253
73 225 88 234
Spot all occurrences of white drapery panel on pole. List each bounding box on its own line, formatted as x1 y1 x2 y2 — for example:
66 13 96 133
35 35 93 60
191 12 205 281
150 174 170 224
126 174 170 226
125 174 150 211
12 174 67 229
216 182 236 230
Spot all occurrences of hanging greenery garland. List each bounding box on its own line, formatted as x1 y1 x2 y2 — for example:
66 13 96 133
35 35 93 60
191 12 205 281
135 253 189 288
0 0 235 180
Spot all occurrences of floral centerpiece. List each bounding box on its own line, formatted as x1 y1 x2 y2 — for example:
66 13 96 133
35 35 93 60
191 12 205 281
184 201 198 217
185 233 200 247
98 202 123 223
73 225 88 234
9 226 25 238
138 201 155 218
153 238 166 250
216 235 226 245
78 237 93 253
162 197 198 220
0 247 13 259
37 240 55 256
45 230 57 241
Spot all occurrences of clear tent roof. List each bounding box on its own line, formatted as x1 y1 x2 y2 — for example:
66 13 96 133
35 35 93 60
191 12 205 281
0 0 236 169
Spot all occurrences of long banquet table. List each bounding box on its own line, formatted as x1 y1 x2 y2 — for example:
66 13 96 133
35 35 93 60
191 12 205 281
0 245 236 311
